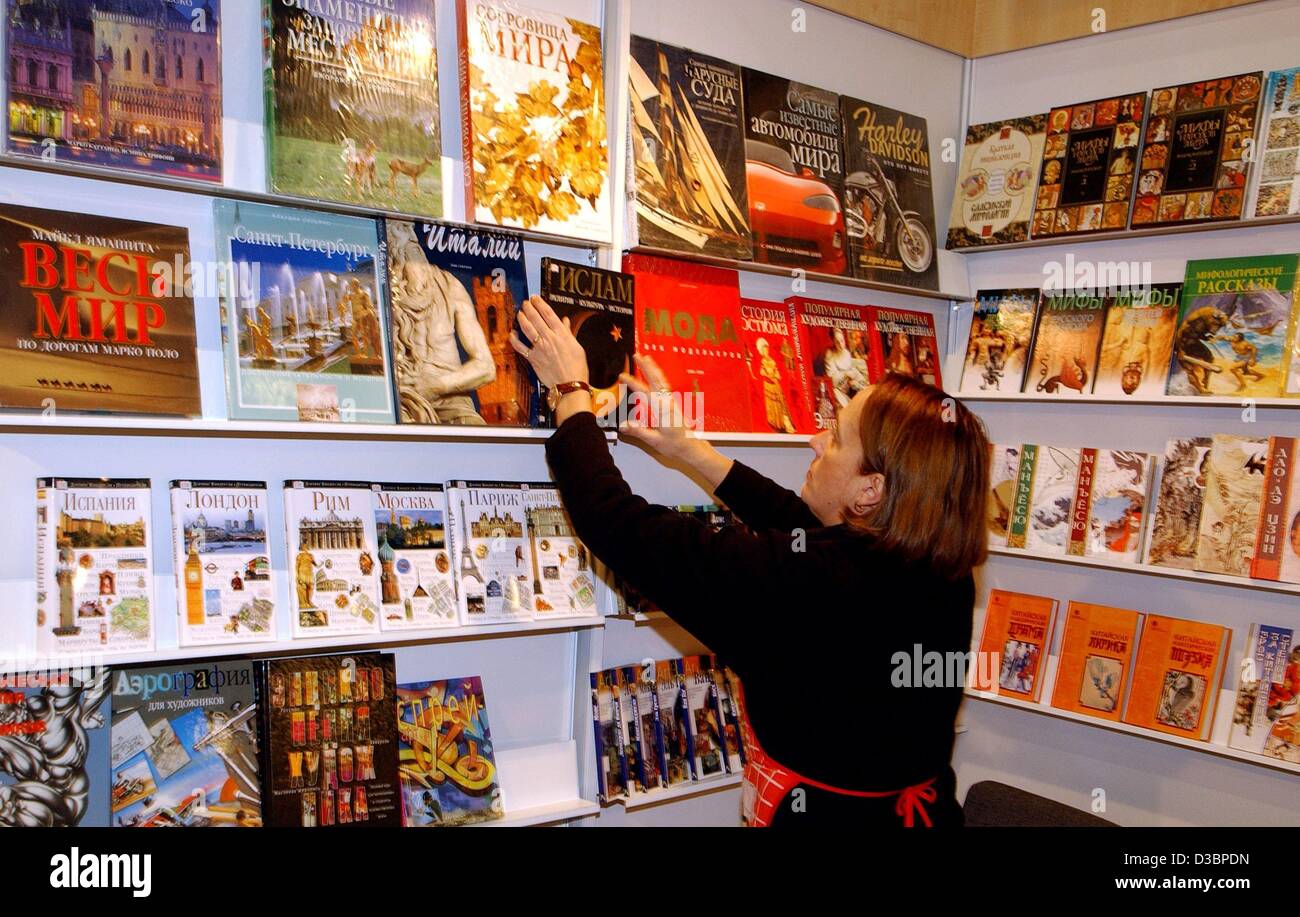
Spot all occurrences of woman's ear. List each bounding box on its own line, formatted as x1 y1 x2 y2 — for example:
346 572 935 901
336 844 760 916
849 472 886 516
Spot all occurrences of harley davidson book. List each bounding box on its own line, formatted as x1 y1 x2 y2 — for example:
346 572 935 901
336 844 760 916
1050 601 1144 721
960 289 1038 393
1250 68 1300 218
1093 283 1181 397
370 482 459 631
947 115 1047 248
1021 290 1107 396
1122 614 1229 741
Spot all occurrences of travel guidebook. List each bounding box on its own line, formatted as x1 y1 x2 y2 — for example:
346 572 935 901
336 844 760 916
947 115 1048 248
521 484 598 619
263 0 441 213
444 481 534 624
371 483 459 631
1021 290 1107 396
1251 68 1300 217
960 289 1038 393
1093 283 1182 397
5 0 223 182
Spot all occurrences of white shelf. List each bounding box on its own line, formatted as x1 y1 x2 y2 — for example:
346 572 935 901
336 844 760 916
949 211 1300 254
476 798 601 827
618 772 743 810
687 430 812 445
960 392 1300 408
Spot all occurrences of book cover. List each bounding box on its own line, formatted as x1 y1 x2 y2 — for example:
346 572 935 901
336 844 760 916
1229 624 1299 761
681 654 726 780
960 289 1038 393
6 0 222 182
213 200 394 423
384 219 532 426
841 96 938 290
655 658 690 786
975 589 1058 702
0 202 199 415
1251 437 1297 582
37 477 154 657
1025 445 1080 556
1094 283 1182 397
0 668 110 826
170 480 276 647
1050 601 1144 721
740 69 846 274
283 480 382 638
1251 68 1300 217
371 483 459 631
1005 443 1038 550
396 676 504 825
591 670 628 802
1132 73 1261 227
258 653 401 826
1195 434 1269 577
445 481 533 624
1146 437 1213 570
536 258 635 425
947 115 1048 248
738 298 813 435
717 664 746 773
628 36 750 259
988 443 1025 549
110 661 260 827
870 306 943 389
787 296 875 431
1167 254 1300 398
1277 443 1300 585
622 253 752 433
1031 93 1145 237
630 662 663 791
1021 290 1107 396
521 483 598 619
1086 450 1152 563
459 0 609 241
1122 614 1230 741
263 0 440 212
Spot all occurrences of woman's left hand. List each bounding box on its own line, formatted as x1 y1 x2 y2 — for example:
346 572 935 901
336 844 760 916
510 295 589 388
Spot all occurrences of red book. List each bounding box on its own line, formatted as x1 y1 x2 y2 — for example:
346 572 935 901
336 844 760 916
868 306 944 390
1252 437 1297 582
1068 448 1098 557
787 296 878 432
621 254 753 433
738 298 815 435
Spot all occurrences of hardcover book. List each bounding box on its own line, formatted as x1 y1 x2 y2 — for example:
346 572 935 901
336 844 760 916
1050 601 1144 721
1025 444 1080 556
1145 437 1212 570
947 115 1048 248
1031 93 1145 237
459 0 609 241
1229 624 1299 761
170 480 276 647
739 298 814 435
655 658 691 786
6 0 222 182
384 219 532 426
1250 68 1300 217
1195 434 1269 577
36 477 154 657
283 480 382 638
988 443 1025 549
0 202 199 416
628 36 750 259
975 589 1059 702
1093 283 1181 397
396 675 504 825
444 480 534 624
110 661 260 827
870 306 943 389
263 0 440 212
1021 290 1107 396
1131 73 1261 227
1122 614 1230 741
371 483 459 631
787 296 876 431
521 484 598 619
740 69 846 274
960 289 1039 393
213 200 395 424
841 96 938 290
1251 437 1300 583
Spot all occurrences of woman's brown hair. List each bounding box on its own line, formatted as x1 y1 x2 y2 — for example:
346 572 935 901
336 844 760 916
847 375 990 579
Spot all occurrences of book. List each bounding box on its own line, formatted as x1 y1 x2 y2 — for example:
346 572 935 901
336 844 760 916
1004 443 1039 550
1195 434 1269 576
395 676 504 825
1050 601 1144 721
1021 290 1107 396
1251 437 1299 583
110 661 260 827
615 667 647 793
787 296 876 431
1146 437 1213 570
257 653 401 826
213 200 395 423
371 483 459 631
739 298 814 434
716 664 747 773
1093 283 1182 397
681 655 727 780
840 96 938 290
383 219 532 426
1229 624 1299 762
591 669 629 802
1166 255 1300 399
1122 614 1230 741
263 0 440 212
536 258 635 425
283 480 382 638
1131 73 1262 227
656 658 691 786
947 115 1048 248
0 668 110 827
622 253 752 432
960 289 1039 393
521 483 598 619
170 480 277 647
1081 449 1153 563
37 477 154 657
1025 445 1080 556
741 69 847 274
458 0 609 241
628 36 750 259
870 306 943 389
1250 68 1300 217
6 0 222 182
629 662 664 791
988 443 1025 549
1031 93 1145 237
975 589 1059 702
444 480 533 624
0 202 200 415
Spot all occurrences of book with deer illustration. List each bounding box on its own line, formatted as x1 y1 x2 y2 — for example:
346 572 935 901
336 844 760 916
370 483 459 631
1194 434 1269 577
1093 283 1182 398
947 115 1048 248
1145 437 1212 570
975 589 1059 702
444 481 534 625
1250 68 1300 218
1229 624 1299 762
960 289 1039 393
1122 614 1230 741
1051 601 1144 721
1021 290 1107 396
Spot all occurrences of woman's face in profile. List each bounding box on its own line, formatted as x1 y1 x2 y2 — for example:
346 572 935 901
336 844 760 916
801 387 873 525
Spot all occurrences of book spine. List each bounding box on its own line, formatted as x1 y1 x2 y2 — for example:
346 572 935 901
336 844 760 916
1069 448 1097 557
170 487 186 647
261 0 278 193
785 300 816 431
649 683 667 786
1251 437 1295 580
677 663 697 780
457 0 475 223
1019 293 1047 393
1006 444 1038 549
35 480 46 653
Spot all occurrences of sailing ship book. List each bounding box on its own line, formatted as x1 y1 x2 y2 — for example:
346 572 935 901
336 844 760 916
110 661 260 827
1021 290 1107 396
382 219 532 426
0 201 200 416
214 200 395 424
444 480 534 624
628 36 750 260
947 115 1047 248
960 289 1038 393
1250 68 1300 218
458 0 610 242
262 0 441 213
5 0 223 182
371 483 459 631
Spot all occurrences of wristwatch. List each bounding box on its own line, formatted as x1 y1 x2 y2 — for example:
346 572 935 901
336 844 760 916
547 380 593 412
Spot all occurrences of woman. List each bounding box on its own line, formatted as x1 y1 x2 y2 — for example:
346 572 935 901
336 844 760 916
513 296 989 828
